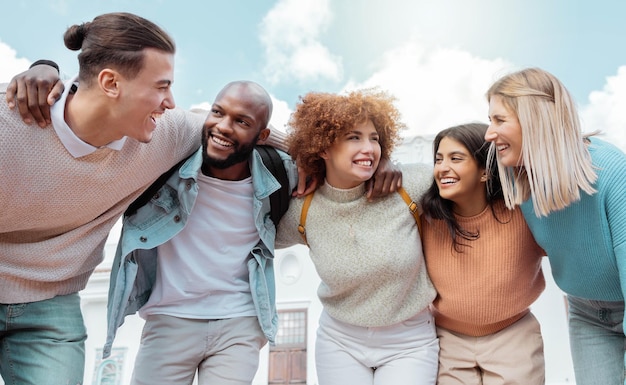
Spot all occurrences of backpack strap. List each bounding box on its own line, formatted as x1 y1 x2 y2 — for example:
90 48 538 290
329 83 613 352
125 155 190 217
257 145 291 226
397 186 422 236
297 186 421 247
297 193 314 246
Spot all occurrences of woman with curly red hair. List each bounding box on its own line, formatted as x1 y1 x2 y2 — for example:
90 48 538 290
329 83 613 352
276 88 438 385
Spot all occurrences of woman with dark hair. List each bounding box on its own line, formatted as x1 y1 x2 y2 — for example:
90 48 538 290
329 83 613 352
421 123 546 385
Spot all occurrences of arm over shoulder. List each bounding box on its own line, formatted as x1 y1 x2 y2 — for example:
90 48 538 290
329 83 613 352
400 162 433 206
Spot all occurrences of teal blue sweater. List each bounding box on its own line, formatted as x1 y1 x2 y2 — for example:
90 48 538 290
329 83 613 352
521 137 626 303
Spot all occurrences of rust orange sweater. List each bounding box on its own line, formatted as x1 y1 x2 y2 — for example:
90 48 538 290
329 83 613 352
422 200 545 336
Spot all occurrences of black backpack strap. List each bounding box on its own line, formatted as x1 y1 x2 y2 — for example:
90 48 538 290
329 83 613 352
257 145 290 225
124 156 190 217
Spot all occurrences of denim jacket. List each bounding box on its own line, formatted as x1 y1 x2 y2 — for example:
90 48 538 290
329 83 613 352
103 147 298 358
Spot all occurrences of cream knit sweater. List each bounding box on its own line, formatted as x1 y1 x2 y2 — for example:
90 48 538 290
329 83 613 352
0 83 205 303
276 163 436 327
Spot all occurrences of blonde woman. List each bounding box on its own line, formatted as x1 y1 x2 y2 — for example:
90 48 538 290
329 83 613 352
485 67 626 385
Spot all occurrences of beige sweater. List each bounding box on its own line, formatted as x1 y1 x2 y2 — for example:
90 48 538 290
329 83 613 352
0 83 205 303
422 200 546 336
276 163 436 327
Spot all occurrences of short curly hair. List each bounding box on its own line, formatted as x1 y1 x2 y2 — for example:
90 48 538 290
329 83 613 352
287 88 404 185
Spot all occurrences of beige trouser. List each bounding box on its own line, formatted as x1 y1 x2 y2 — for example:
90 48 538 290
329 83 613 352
436 312 545 385
131 315 267 385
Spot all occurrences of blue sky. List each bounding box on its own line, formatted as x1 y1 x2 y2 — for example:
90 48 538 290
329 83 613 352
1 0 625 149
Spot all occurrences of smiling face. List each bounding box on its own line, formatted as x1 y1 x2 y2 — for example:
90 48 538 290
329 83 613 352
116 48 176 143
201 82 270 180
321 119 381 189
485 95 524 167
435 136 487 216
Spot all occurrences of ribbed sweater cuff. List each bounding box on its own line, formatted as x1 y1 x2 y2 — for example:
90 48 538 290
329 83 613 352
434 308 530 337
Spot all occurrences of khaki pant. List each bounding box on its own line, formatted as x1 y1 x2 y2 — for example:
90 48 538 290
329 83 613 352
131 315 267 385
437 312 545 385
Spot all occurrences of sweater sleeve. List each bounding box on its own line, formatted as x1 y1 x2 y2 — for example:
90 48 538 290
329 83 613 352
400 162 434 212
174 108 205 161
275 193 307 249
265 127 289 153
601 141 626 332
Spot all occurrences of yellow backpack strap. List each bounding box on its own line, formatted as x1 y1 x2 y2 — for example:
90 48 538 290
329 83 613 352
298 188 420 245
297 192 314 246
397 186 422 236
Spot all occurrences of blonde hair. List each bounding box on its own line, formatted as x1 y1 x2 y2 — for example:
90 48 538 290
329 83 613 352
486 67 597 217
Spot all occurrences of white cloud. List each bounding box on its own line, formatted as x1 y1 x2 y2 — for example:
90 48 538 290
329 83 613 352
259 0 342 85
0 40 31 83
341 38 512 137
268 95 291 133
188 101 211 113
580 66 626 152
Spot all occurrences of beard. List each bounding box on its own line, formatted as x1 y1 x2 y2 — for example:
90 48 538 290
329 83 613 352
201 130 260 175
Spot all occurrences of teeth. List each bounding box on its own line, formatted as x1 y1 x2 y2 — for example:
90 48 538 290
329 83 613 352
497 144 508 151
212 136 233 147
440 178 457 184
355 160 372 166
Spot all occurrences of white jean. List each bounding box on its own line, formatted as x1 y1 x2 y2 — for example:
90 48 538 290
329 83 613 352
315 308 439 385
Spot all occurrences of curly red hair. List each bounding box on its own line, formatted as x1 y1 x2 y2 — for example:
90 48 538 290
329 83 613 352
287 88 404 184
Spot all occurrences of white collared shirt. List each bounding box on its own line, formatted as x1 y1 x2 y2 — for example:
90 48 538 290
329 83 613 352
50 76 126 158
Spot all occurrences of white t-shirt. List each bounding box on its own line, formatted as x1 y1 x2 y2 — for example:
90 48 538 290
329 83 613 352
140 173 259 319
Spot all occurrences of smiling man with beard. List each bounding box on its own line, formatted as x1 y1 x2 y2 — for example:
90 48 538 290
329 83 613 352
200 82 272 177
105 81 300 385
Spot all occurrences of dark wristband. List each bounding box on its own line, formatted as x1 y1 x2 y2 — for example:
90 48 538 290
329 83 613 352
30 59 60 73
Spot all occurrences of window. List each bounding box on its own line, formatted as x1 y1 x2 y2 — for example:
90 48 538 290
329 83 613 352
93 348 126 385
275 310 307 346
269 309 307 384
